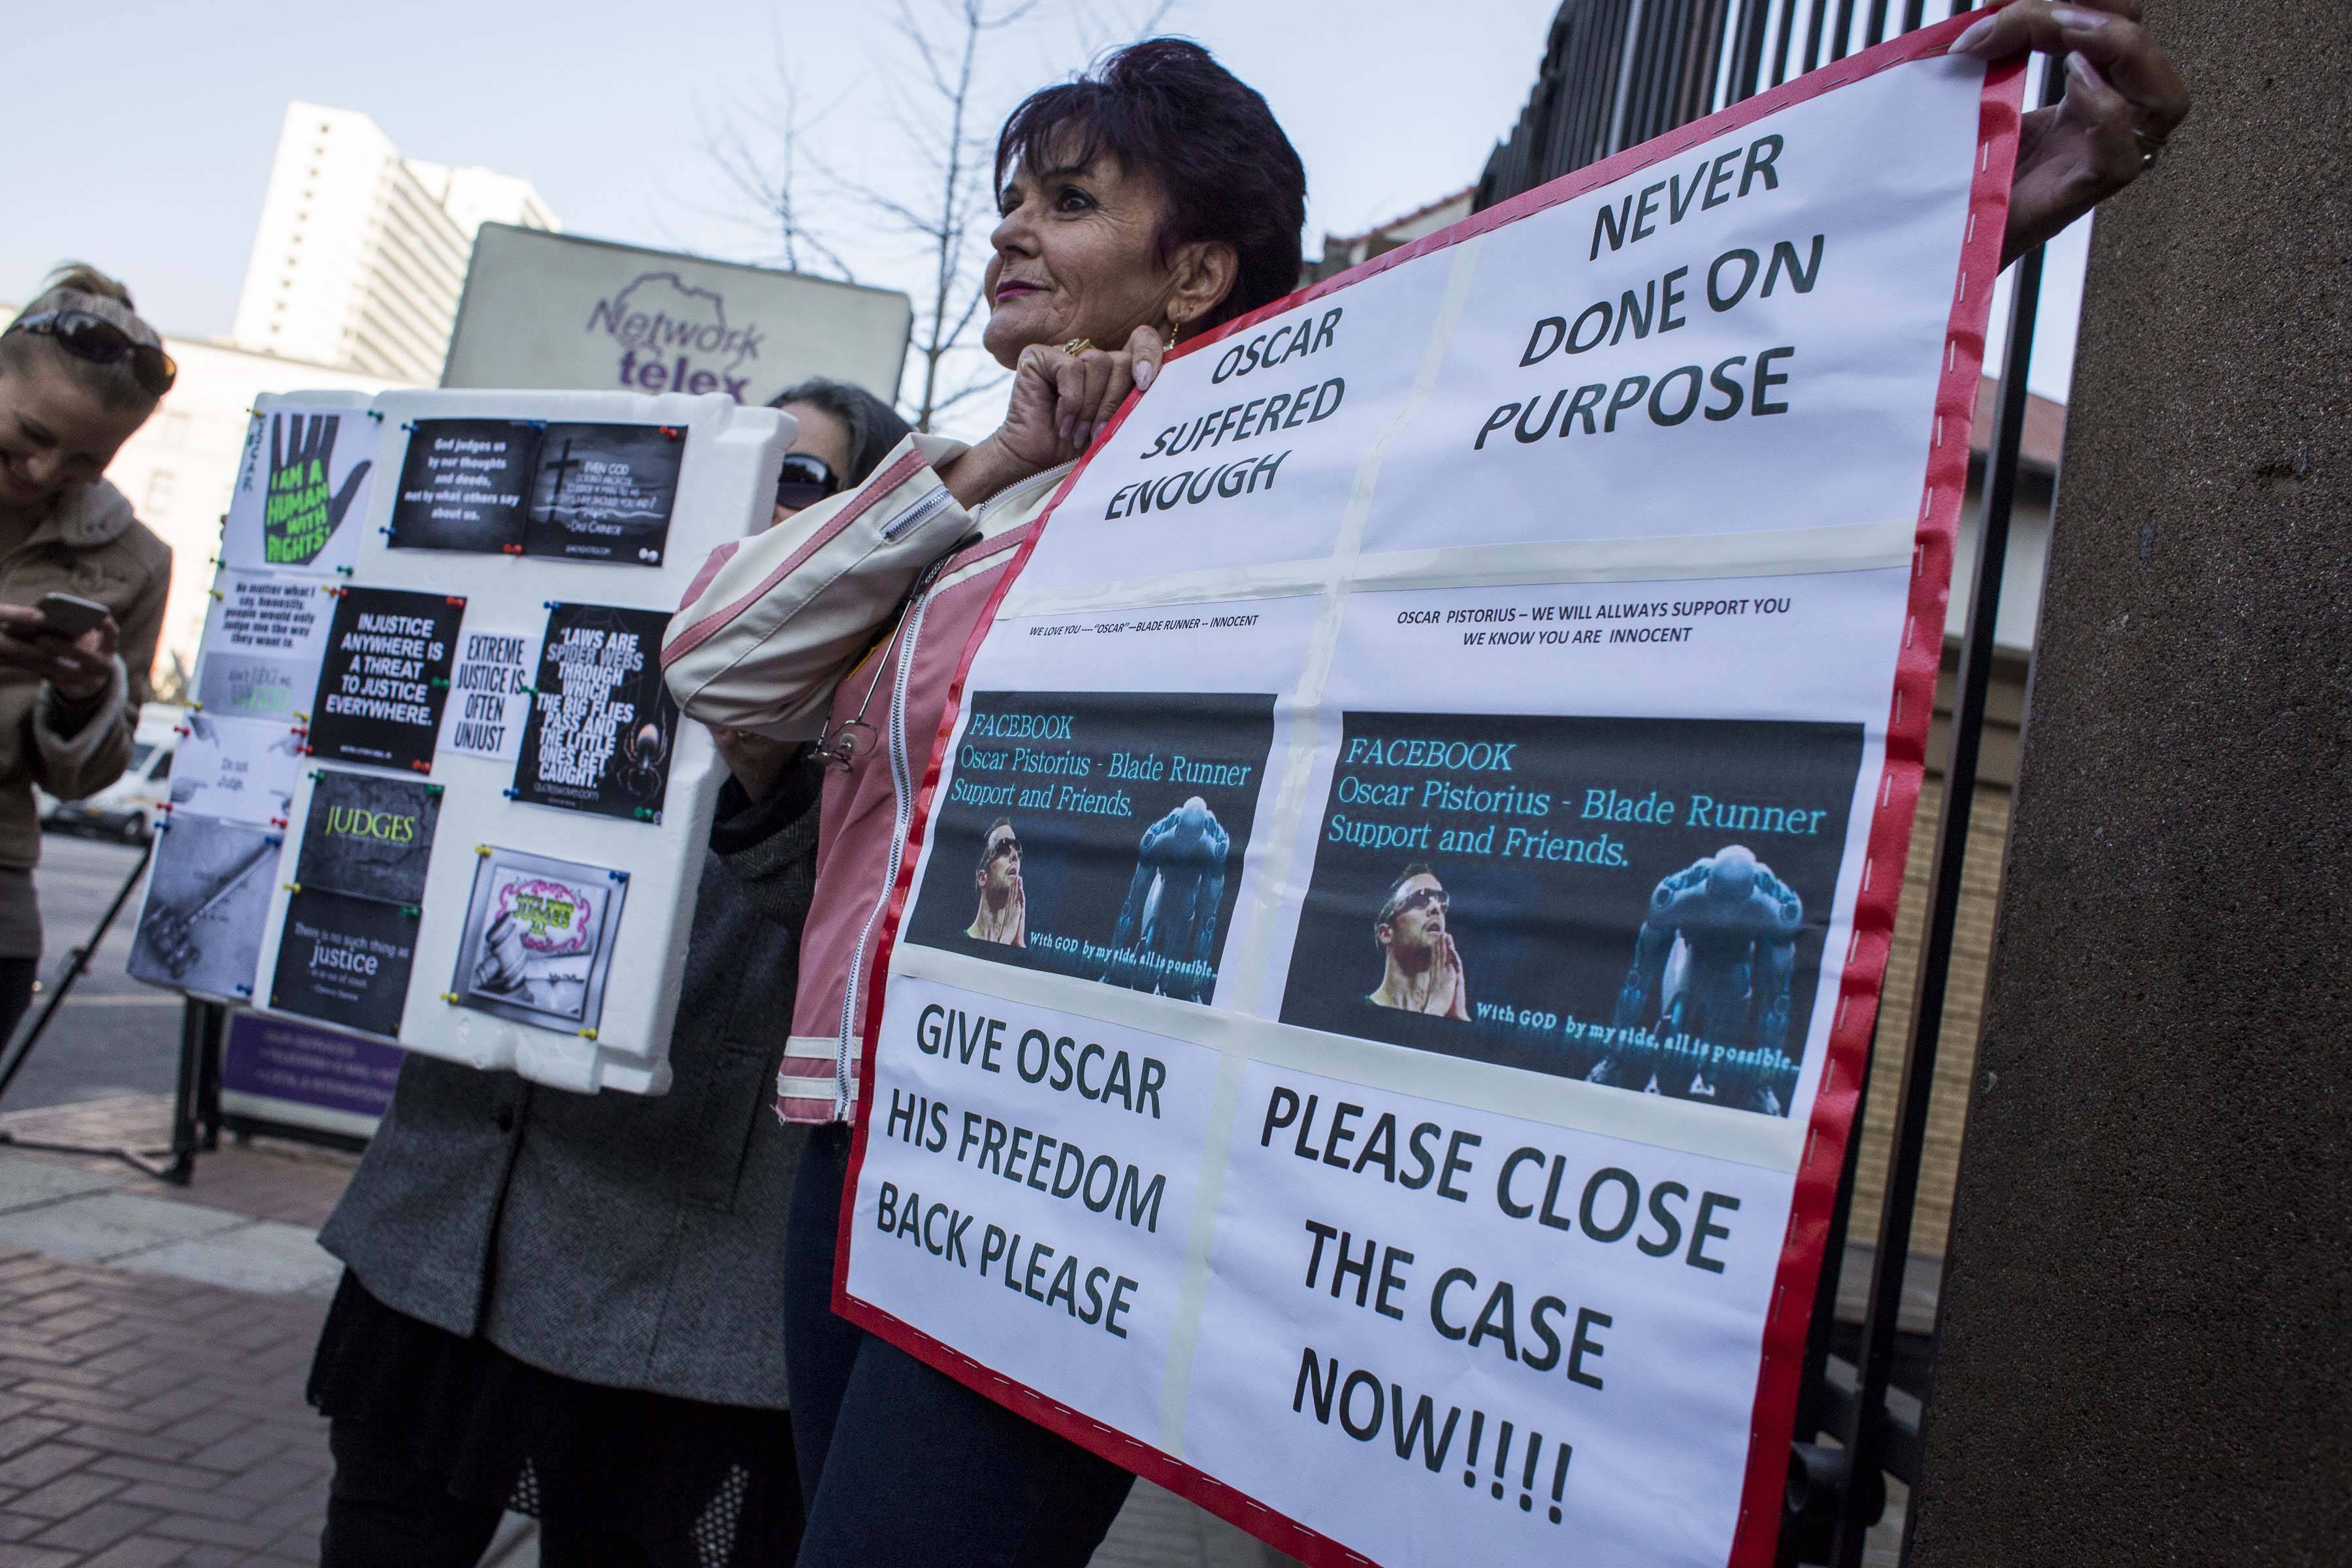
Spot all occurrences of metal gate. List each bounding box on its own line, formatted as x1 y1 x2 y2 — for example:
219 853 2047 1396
1476 5 2060 1562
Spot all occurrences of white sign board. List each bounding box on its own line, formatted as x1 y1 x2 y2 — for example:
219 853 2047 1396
132 389 792 1095
836 27 2019 1568
443 226 913 410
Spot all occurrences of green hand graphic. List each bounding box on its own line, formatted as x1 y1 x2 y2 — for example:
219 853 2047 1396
262 414 372 565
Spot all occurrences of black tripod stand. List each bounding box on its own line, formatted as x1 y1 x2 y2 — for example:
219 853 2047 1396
0 838 208 1183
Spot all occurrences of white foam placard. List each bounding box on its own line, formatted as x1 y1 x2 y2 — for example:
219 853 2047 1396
215 389 792 1094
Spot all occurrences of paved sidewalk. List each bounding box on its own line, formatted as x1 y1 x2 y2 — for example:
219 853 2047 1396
0 1098 1295 1567
0 1246 329 1564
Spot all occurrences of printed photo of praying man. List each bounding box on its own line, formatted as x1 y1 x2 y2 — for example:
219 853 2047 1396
966 817 1026 947
1281 710 1863 1121
903 690 1273 1004
1364 862 1469 1020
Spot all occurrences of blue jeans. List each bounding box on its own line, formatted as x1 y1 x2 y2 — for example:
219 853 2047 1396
785 1122 1135 1567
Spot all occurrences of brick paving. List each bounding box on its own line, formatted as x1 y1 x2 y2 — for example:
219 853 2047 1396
0 1248 330 1565
0 1096 1294 1567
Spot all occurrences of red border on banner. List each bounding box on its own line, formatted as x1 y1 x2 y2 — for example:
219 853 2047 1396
835 18 2023 1566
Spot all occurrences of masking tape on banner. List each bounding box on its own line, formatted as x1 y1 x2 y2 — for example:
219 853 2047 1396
889 943 1806 1175
1224 236 1488 1017
995 517 1915 621
1157 1049 1249 1456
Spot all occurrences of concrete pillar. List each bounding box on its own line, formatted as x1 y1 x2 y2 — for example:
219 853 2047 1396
1907 5 2349 1562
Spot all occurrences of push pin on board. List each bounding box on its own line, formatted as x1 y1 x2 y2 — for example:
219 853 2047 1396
502 544 523 555
234 983 253 996
578 1028 600 1041
365 409 385 421
659 425 681 441
476 845 493 857
410 760 432 774
606 868 630 883
441 990 461 1004
336 564 355 576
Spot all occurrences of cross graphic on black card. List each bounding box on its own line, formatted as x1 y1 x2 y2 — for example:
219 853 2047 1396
541 437 585 507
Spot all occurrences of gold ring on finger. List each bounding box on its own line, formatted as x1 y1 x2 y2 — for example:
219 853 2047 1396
1062 338 1095 355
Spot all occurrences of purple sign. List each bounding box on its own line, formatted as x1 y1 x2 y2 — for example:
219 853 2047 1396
221 1011 404 1134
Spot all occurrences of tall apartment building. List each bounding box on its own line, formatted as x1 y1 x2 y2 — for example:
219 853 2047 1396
231 103 558 384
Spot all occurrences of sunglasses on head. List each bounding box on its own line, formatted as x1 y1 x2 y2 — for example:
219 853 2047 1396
7 310 176 397
1380 885 1448 923
775 451 842 512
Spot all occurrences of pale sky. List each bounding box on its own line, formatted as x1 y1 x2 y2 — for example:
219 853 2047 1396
1 0 2083 404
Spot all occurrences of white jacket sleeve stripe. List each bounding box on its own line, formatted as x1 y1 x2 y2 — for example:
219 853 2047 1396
663 447 930 668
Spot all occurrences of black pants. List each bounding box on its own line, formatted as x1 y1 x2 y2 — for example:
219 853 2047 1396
0 956 35 1050
785 1122 1137 1567
322 1416 504 1568
325 1413 771 1568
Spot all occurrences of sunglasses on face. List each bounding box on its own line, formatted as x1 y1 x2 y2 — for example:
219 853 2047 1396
1380 885 1448 923
7 310 176 397
987 835 1022 862
775 451 842 512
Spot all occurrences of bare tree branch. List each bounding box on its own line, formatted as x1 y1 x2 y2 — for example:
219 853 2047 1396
704 0 1166 433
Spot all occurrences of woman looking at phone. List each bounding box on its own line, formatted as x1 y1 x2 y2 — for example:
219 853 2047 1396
0 265 174 1041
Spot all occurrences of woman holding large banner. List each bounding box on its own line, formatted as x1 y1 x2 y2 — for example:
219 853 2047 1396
664 12 2183 1565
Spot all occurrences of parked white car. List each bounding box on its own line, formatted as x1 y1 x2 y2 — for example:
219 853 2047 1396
37 703 184 843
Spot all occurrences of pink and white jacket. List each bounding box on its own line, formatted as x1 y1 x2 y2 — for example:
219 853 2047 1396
662 435 1073 1124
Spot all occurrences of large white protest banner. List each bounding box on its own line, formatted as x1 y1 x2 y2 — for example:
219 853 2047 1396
838 23 2019 1568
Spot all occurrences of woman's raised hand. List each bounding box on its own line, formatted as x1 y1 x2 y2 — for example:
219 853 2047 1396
945 325 1168 506
1955 0 2190 264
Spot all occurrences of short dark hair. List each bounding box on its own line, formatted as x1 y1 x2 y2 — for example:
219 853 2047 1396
977 817 1017 877
767 378 912 488
996 38 1306 333
1377 862 1438 925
